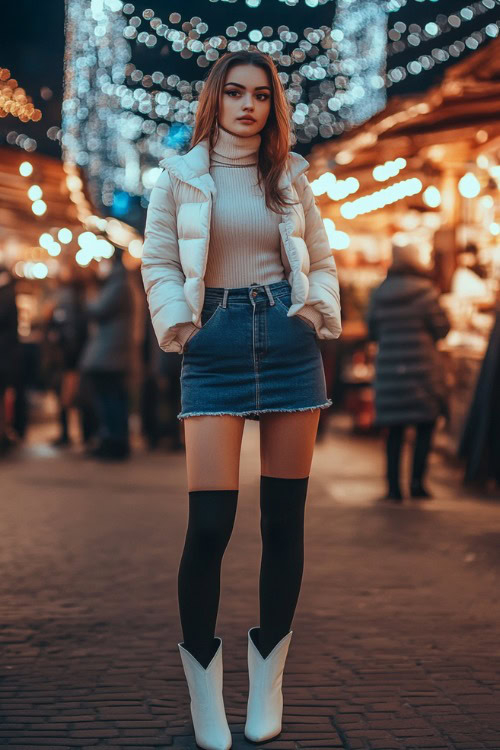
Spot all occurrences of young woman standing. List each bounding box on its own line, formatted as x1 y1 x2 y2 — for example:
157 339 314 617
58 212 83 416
141 50 341 750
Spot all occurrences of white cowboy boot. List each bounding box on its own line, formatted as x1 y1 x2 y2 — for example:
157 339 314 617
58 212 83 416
178 637 232 750
244 626 293 743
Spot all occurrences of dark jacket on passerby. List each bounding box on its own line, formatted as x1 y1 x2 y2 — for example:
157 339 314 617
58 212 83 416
47 283 88 373
459 304 500 483
367 262 450 427
0 269 19 387
79 259 133 373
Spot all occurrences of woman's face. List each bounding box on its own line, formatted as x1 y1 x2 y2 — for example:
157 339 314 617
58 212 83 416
218 64 272 137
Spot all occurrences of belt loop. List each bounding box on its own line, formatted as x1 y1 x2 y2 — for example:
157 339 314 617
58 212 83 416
264 284 275 306
222 288 229 308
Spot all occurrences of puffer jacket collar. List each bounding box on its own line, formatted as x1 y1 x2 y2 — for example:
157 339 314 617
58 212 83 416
159 138 310 197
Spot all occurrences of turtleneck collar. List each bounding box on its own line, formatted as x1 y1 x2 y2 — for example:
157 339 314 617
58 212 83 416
210 123 261 165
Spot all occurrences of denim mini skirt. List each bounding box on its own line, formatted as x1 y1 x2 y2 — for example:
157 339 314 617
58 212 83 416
177 279 332 421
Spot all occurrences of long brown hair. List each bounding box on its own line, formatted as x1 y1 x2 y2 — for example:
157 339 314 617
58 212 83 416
190 50 298 214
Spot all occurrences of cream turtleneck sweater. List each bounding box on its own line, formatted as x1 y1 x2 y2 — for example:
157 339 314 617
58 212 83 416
176 125 323 349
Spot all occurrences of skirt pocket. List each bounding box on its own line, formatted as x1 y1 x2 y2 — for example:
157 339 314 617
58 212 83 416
274 295 315 334
184 303 222 353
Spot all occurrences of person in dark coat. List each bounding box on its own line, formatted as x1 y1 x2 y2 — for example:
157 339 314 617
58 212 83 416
459 302 500 487
79 247 134 459
367 243 451 502
45 267 88 446
0 266 19 455
141 315 184 451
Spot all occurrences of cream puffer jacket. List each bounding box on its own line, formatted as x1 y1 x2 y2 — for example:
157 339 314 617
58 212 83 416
141 138 342 353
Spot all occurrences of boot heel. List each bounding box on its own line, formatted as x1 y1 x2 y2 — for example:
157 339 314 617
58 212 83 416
178 637 232 750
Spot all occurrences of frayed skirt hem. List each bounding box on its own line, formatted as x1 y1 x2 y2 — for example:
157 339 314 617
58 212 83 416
177 399 333 420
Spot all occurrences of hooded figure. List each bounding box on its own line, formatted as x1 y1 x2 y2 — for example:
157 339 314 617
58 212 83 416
367 243 451 501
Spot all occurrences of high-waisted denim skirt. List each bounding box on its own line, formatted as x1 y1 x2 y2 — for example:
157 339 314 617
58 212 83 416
177 279 332 421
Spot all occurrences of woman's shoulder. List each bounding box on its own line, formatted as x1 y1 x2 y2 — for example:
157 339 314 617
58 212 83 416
287 151 310 183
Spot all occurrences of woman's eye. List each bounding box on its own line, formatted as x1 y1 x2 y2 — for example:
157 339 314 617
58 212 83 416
226 90 269 101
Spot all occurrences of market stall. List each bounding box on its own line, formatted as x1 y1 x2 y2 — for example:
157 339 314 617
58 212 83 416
307 37 500 444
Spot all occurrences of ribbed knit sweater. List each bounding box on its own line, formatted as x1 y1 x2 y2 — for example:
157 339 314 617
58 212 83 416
176 125 323 349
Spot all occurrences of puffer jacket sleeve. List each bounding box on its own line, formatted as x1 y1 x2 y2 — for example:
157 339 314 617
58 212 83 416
295 173 342 339
141 168 194 353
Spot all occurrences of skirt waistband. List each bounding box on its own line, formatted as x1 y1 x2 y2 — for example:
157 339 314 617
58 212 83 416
204 279 291 307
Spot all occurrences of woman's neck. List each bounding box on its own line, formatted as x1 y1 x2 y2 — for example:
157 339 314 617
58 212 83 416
211 123 261 164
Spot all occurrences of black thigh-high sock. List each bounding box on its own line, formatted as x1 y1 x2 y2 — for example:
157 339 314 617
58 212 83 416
177 489 238 668
258 475 308 659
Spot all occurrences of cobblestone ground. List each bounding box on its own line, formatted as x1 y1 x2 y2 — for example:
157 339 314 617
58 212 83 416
1 416 500 750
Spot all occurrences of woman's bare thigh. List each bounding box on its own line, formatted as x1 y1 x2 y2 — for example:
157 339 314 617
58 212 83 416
183 415 246 492
259 409 320 478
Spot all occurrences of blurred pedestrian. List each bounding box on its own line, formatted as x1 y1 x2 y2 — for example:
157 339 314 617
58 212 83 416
0 265 19 455
45 266 88 446
459 301 500 488
367 243 450 502
141 316 183 451
79 247 134 459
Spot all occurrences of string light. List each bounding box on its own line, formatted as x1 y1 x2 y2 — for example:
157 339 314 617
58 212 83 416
311 171 360 200
63 0 389 209
387 16 500 85
19 161 33 176
323 217 350 249
458 172 481 198
63 0 130 211
32 199 47 216
423 185 441 207
387 0 498 57
373 157 406 181
327 176 360 201
47 242 62 257
330 0 388 127
119 2 387 139
6 130 37 152
27 185 43 201
340 177 423 218
0 68 42 123
39 233 54 250
58 228 73 244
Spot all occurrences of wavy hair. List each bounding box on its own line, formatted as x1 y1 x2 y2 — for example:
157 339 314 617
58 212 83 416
190 50 299 215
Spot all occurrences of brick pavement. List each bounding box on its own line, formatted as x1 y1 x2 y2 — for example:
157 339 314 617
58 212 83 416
0 418 500 749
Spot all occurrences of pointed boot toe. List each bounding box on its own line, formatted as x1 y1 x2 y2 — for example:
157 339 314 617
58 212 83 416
244 626 293 743
178 637 232 750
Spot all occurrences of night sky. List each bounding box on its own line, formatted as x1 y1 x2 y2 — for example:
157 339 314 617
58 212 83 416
2 0 496 159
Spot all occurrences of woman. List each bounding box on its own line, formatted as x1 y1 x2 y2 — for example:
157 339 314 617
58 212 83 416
367 243 450 503
141 50 341 750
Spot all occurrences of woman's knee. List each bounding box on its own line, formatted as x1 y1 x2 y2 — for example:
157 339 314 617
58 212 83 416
184 486 239 559
187 517 234 558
